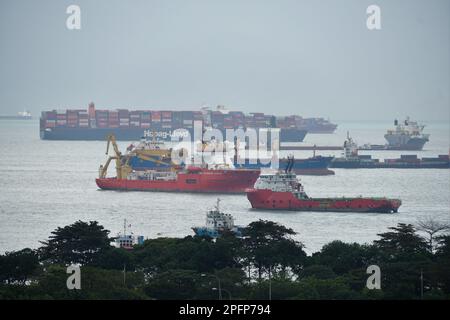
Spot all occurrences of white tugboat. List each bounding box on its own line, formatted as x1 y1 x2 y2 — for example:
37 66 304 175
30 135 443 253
192 199 244 238
114 219 144 250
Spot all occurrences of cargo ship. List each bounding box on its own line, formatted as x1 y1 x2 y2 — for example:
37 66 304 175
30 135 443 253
0 110 32 120
39 102 337 142
246 157 402 213
234 156 335 175
331 133 449 169
383 117 429 150
192 199 243 238
95 135 260 193
125 136 334 175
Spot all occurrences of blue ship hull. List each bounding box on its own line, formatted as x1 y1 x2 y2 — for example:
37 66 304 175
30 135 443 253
128 155 334 175
192 227 243 238
234 156 335 175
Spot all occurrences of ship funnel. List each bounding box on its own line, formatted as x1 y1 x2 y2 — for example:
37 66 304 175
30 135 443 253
394 119 398 126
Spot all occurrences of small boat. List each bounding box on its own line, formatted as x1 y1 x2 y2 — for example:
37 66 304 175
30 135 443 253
192 199 244 238
114 219 144 249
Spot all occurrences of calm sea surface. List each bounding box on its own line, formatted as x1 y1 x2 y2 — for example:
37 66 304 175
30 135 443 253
0 120 449 254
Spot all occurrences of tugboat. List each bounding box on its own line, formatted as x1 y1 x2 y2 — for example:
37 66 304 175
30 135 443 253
246 157 402 213
384 117 429 150
114 219 144 250
192 199 244 238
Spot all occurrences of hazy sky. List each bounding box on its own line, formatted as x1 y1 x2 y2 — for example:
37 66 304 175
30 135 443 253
0 0 448 121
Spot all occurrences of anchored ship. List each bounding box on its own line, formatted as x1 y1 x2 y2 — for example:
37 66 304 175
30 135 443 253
95 135 260 193
39 102 338 142
192 199 244 238
384 117 429 150
234 156 335 175
331 133 450 169
126 135 335 175
246 157 402 213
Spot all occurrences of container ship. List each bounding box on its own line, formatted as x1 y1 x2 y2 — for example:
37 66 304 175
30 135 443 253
331 133 449 169
95 135 260 193
246 157 402 213
40 102 337 142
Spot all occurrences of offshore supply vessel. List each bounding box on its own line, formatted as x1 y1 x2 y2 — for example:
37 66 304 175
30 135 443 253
331 133 449 169
246 157 402 213
40 102 337 142
192 199 244 238
95 135 260 193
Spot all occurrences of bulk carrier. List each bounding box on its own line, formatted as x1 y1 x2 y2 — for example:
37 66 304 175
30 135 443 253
40 102 337 142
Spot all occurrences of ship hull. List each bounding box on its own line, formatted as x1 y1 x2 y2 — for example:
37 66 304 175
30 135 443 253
331 156 450 169
331 161 450 169
246 189 401 213
384 135 428 151
96 169 260 193
41 127 186 141
40 126 307 143
279 128 307 142
234 156 335 175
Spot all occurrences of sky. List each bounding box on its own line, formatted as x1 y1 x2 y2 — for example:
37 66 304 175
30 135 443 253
0 0 448 121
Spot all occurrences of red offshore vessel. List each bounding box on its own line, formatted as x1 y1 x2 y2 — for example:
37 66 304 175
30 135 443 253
96 167 260 193
246 158 402 213
95 135 259 193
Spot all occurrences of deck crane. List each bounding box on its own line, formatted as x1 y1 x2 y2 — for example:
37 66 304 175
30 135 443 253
99 134 131 179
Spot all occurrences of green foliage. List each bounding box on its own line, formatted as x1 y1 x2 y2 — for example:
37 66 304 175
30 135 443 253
39 221 112 265
242 220 306 280
299 265 337 280
374 223 430 262
0 248 41 284
134 236 240 274
310 241 374 275
295 276 360 299
1 220 449 300
93 248 135 270
144 269 200 300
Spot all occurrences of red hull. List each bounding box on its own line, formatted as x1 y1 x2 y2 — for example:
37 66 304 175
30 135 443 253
246 189 401 213
96 169 260 194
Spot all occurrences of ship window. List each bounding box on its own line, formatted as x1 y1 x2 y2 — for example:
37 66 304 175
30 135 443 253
186 179 197 184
